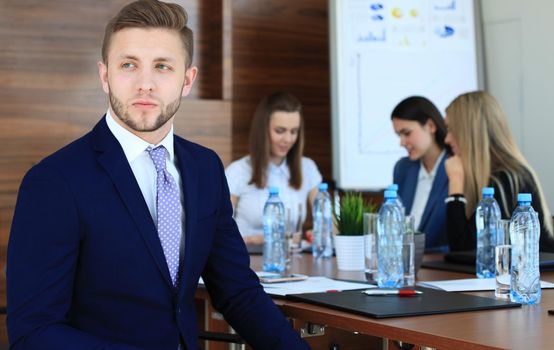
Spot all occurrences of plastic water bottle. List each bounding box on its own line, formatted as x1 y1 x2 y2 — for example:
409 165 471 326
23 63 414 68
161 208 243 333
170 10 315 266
387 184 404 214
376 189 404 288
510 193 541 304
263 187 286 272
475 187 501 278
312 183 333 258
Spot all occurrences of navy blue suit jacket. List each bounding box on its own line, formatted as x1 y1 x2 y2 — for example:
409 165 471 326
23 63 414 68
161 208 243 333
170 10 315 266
7 118 308 350
393 155 449 251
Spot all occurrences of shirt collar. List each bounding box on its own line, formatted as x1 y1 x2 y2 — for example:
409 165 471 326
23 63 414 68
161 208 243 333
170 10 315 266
105 109 175 163
419 150 446 180
268 158 289 176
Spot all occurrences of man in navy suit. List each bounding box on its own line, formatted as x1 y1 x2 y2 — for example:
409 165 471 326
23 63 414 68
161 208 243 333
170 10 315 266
6 1 309 349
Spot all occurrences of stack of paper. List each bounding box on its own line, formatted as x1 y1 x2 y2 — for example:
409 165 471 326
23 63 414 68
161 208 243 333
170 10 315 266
261 276 374 296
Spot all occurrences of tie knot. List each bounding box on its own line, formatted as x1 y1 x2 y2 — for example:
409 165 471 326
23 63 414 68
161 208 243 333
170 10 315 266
147 146 168 173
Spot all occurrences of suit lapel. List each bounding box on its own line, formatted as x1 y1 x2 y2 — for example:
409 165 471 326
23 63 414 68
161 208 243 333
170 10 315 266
174 139 199 296
419 154 447 230
92 118 173 288
403 162 420 214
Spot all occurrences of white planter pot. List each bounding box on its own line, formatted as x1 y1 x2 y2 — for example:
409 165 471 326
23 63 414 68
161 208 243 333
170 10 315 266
334 235 365 271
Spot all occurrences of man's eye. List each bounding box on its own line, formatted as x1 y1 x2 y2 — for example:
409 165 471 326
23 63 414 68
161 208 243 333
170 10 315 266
156 64 171 70
121 62 135 69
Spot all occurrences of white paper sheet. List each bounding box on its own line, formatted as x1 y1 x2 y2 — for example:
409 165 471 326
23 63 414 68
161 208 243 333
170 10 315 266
261 276 375 296
418 278 554 292
198 271 281 286
200 275 374 296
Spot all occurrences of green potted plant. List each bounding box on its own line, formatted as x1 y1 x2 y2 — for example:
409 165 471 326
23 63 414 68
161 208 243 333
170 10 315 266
333 192 375 270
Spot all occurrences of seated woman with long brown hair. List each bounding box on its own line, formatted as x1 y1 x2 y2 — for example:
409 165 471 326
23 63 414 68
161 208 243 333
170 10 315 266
225 92 322 245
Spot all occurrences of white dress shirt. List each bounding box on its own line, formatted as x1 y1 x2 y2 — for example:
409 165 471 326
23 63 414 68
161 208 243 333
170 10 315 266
225 155 322 237
105 110 184 229
410 151 446 230
107 112 186 350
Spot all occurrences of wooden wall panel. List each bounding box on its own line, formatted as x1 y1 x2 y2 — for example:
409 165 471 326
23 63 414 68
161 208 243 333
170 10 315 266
230 0 332 181
173 100 231 164
195 0 224 99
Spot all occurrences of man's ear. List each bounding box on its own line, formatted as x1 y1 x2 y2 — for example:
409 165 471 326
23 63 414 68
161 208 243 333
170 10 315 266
98 61 110 94
181 66 198 97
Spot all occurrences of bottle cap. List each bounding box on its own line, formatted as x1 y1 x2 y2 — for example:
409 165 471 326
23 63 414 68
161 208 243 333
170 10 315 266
482 187 495 196
517 193 532 202
319 182 328 191
384 190 397 199
268 186 279 195
388 184 399 191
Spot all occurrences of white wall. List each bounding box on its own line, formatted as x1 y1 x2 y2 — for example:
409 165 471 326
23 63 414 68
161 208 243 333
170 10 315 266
481 0 554 210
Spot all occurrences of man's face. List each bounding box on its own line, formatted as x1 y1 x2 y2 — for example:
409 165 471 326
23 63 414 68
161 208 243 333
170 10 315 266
98 27 197 139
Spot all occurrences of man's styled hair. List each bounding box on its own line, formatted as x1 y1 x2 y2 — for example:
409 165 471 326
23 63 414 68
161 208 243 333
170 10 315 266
102 0 193 68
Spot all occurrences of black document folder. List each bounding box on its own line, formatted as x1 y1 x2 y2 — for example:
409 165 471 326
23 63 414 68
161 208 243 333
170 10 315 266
421 251 554 274
287 287 520 319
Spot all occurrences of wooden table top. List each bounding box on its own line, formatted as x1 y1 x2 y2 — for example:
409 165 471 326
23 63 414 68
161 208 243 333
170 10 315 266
246 253 554 350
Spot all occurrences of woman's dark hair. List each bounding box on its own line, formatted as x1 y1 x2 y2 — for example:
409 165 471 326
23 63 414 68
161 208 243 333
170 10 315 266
391 96 448 150
249 92 304 189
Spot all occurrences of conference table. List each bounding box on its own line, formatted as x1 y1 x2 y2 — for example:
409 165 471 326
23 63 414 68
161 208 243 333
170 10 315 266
198 253 554 350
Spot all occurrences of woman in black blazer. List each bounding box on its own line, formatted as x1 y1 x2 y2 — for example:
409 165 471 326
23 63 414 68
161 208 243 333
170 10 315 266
444 91 554 252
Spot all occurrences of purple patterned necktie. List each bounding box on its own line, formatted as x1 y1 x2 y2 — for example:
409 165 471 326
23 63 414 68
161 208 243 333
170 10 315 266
147 145 181 286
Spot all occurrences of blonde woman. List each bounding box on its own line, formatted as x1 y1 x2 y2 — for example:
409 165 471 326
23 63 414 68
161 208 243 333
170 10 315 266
444 91 554 252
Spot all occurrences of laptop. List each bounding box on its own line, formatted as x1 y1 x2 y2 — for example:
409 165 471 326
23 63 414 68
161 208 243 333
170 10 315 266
441 250 554 272
246 243 263 255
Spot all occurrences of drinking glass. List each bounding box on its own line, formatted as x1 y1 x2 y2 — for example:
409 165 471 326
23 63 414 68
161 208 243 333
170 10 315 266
402 215 415 287
285 205 303 266
363 213 378 282
495 219 511 299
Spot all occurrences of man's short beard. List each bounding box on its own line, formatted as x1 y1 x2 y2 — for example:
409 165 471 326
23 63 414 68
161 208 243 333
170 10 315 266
109 92 181 133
